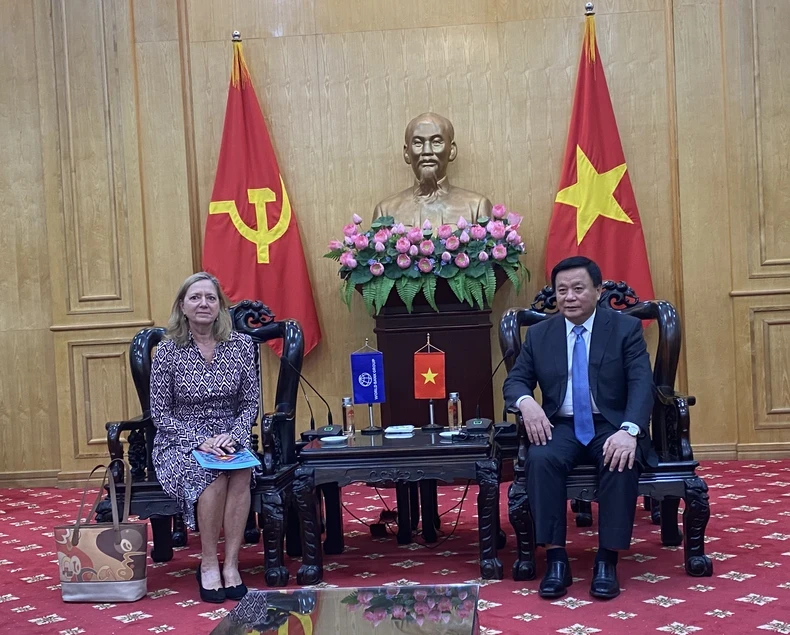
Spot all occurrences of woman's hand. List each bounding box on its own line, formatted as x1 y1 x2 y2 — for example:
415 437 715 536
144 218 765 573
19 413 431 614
198 433 237 456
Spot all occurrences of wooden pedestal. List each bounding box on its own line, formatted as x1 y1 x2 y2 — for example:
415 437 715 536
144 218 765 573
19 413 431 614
374 302 494 428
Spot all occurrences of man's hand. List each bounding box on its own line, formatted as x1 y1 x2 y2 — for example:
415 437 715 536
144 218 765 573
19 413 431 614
518 398 553 446
602 430 637 472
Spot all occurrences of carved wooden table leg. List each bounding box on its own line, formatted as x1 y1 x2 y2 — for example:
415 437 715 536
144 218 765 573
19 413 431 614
419 481 438 543
294 466 323 585
660 497 683 546
321 484 344 555
149 516 174 563
261 490 289 587
285 502 302 558
507 478 536 581
395 483 412 544
171 513 188 548
683 476 713 576
476 458 503 580
409 483 420 530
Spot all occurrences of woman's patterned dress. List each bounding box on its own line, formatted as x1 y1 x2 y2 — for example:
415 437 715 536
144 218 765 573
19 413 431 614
150 331 259 529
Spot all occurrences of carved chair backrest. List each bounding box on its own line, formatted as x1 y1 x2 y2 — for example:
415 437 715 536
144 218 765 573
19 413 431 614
498 281 683 462
128 300 304 479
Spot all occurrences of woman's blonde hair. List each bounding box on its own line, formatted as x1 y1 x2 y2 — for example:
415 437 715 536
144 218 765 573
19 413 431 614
166 272 233 346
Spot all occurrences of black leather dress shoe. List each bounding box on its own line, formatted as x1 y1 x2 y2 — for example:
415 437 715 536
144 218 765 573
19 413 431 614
196 568 225 604
539 560 573 599
590 562 620 599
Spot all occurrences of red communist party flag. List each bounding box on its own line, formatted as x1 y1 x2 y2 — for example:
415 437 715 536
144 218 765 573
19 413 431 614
414 351 446 400
544 10 655 302
203 35 321 356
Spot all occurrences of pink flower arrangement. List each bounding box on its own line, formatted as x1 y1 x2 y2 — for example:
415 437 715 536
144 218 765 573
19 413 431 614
469 224 487 241
419 240 435 256
396 254 411 269
370 262 384 276
325 206 527 313
437 224 453 240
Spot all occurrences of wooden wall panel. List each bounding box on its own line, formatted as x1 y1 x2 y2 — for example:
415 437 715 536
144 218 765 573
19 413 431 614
5 0 790 484
673 0 738 452
0 0 60 484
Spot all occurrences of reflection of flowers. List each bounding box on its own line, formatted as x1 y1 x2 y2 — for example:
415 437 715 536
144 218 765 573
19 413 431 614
341 585 475 628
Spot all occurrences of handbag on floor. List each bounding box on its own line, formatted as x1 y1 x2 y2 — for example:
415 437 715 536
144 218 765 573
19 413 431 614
54 458 148 602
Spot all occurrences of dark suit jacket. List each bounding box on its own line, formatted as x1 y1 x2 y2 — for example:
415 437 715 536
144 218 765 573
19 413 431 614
502 309 658 467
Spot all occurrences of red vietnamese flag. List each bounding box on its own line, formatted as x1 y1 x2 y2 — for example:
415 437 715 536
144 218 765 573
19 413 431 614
203 36 321 356
545 12 654 302
414 351 446 400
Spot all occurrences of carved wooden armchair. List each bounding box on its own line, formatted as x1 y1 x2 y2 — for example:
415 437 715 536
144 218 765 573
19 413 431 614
103 300 304 587
499 282 712 581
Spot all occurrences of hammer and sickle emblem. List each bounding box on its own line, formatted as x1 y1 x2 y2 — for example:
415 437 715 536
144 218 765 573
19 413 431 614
208 175 292 264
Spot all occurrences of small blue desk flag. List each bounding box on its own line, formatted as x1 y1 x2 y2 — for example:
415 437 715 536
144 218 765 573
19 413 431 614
350 351 386 404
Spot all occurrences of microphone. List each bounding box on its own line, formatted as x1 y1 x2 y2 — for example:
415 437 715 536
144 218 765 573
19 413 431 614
465 348 515 433
280 356 342 437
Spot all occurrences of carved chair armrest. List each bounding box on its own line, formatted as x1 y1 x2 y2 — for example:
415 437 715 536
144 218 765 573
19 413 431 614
105 415 152 482
654 386 695 462
504 406 529 472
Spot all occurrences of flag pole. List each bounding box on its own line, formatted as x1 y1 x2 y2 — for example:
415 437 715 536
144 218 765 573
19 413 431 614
422 333 443 432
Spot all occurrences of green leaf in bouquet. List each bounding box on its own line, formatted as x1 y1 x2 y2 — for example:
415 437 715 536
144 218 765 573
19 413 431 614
483 265 496 307
375 276 395 313
422 275 438 312
341 281 355 308
506 252 520 264
371 215 395 228
402 266 421 279
357 247 376 261
361 280 378 314
385 266 405 280
447 273 467 304
465 261 486 279
465 276 485 309
396 276 422 312
500 262 523 292
350 268 373 285
437 264 459 279
386 247 399 257
324 249 343 261
477 215 490 225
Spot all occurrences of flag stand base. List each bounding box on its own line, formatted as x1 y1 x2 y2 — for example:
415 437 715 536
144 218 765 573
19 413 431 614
421 399 444 432
361 426 383 435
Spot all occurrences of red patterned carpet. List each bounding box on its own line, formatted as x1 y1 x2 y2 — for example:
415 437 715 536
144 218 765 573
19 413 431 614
1 460 790 634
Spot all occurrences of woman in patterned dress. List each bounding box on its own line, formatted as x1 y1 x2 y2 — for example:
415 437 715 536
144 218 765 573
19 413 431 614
150 272 259 603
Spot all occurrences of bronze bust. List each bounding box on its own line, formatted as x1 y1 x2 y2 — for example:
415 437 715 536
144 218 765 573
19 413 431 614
373 112 493 227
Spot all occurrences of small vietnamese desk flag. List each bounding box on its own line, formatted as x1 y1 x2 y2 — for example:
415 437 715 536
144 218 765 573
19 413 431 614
350 351 386 404
544 10 655 302
203 34 321 356
414 351 446 400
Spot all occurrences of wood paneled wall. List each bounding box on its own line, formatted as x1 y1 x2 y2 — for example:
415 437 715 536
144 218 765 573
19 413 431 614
1 0 788 485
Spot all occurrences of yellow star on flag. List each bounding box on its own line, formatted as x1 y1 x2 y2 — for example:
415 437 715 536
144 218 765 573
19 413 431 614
555 145 633 245
421 368 438 384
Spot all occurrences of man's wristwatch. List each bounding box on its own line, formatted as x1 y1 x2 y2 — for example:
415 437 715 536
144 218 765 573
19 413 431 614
620 422 640 437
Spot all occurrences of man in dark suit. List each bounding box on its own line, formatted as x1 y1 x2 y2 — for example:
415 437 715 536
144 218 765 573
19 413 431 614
503 256 656 600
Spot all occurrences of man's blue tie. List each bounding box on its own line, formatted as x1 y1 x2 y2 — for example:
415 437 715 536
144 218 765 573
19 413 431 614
572 325 595 445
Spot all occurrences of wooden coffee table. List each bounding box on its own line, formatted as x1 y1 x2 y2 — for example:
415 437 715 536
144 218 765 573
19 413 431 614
293 430 503 584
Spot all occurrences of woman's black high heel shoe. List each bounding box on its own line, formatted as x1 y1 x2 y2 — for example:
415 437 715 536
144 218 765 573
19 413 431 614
196 567 226 603
222 573 248 601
